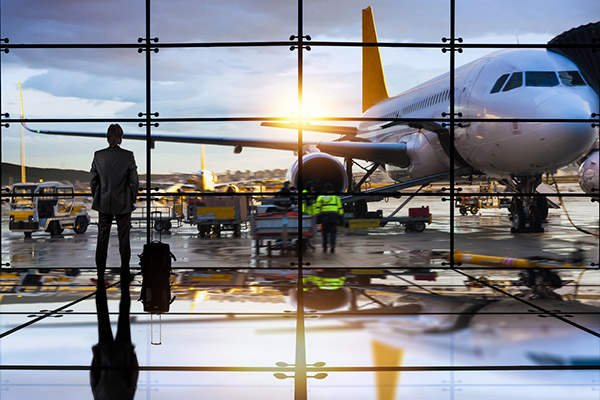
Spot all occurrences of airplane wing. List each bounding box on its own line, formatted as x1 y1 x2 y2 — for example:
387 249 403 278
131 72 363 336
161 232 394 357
21 122 301 152
261 119 462 168
22 121 411 166
261 122 359 136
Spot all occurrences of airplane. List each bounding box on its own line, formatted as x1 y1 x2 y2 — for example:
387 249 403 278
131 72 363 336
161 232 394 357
19 7 599 233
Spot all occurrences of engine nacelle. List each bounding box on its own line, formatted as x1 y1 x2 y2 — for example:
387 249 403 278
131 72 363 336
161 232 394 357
578 149 599 195
286 152 348 192
385 131 448 182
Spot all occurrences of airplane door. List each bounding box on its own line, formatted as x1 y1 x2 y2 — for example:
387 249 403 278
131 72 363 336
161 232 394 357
458 59 490 118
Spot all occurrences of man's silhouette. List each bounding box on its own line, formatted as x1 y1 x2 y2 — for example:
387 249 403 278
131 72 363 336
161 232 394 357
90 123 139 281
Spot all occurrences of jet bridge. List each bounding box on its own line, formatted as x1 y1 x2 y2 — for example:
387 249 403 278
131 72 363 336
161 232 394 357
548 21 600 95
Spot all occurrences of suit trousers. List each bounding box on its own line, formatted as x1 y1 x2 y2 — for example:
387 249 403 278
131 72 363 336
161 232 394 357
95 212 132 279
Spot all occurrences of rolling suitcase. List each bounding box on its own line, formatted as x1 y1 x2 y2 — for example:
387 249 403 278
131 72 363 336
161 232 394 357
139 212 177 313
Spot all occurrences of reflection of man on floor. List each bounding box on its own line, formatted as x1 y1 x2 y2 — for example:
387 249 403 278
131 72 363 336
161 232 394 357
91 278 138 400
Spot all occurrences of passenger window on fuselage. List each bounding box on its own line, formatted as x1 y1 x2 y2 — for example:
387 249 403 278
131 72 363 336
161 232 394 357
559 71 586 86
525 71 559 87
490 73 510 93
502 72 522 92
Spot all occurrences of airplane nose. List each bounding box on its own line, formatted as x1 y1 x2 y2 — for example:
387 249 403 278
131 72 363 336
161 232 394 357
534 94 598 165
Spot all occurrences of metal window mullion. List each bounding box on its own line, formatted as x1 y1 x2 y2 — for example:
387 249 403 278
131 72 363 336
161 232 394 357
293 2 307 398
144 0 152 243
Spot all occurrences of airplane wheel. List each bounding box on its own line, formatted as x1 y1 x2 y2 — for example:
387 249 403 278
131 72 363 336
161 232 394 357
530 208 543 230
470 206 479 215
536 197 549 220
459 206 468 215
512 206 526 232
73 216 89 234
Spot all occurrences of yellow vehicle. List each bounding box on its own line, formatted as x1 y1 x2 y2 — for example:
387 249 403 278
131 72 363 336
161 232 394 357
9 182 90 238
455 183 511 215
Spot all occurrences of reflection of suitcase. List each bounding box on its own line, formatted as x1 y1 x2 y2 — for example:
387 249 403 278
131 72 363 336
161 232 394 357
139 241 176 313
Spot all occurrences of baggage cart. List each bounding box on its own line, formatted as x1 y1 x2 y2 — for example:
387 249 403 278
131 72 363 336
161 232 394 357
251 212 315 256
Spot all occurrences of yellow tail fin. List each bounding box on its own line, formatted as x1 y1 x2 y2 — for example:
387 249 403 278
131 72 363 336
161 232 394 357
362 6 389 112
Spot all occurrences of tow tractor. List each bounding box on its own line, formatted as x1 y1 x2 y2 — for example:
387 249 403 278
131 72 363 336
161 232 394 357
8 182 90 237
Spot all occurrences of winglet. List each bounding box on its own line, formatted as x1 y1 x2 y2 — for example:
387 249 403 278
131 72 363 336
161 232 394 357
362 6 389 113
18 82 36 134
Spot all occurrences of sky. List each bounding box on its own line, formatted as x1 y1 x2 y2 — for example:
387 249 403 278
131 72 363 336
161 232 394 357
1 0 599 174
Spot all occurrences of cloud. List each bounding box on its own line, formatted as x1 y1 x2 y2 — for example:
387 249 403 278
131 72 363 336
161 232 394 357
2 0 599 173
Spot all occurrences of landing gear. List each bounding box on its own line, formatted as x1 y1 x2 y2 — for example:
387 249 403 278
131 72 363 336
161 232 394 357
509 175 546 233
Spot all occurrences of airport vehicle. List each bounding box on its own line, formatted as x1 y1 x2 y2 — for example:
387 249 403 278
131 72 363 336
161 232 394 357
455 183 511 215
345 205 432 232
8 182 90 237
187 195 249 237
20 11 599 233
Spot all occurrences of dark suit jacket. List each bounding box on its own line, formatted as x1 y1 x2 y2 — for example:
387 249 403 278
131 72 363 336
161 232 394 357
90 146 139 214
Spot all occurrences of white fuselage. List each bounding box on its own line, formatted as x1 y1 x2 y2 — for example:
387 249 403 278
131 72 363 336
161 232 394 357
359 49 599 181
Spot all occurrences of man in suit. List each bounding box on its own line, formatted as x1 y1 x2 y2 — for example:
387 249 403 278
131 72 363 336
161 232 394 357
91 124 139 281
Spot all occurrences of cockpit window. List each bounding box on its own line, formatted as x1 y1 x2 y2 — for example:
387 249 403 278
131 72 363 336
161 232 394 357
502 72 522 92
490 73 510 93
559 71 586 86
525 71 559 87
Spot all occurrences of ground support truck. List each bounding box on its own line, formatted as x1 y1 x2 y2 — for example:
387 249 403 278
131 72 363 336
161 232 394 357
9 182 90 238
187 195 249 237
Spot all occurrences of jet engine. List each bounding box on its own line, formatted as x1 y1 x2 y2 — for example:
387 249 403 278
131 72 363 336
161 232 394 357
286 152 348 192
578 149 599 195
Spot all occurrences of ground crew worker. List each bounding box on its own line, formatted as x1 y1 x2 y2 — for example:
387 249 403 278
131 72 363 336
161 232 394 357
301 182 316 215
315 182 344 253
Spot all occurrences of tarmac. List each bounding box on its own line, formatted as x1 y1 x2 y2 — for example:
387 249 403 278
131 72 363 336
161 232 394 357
1 192 598 298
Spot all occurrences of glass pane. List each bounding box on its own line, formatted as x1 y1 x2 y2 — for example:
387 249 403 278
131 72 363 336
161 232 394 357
0 0 143 44
456 0 598 44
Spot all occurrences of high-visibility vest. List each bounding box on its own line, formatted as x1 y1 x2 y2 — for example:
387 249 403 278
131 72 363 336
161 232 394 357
303 276 346 290
315 195 343 215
